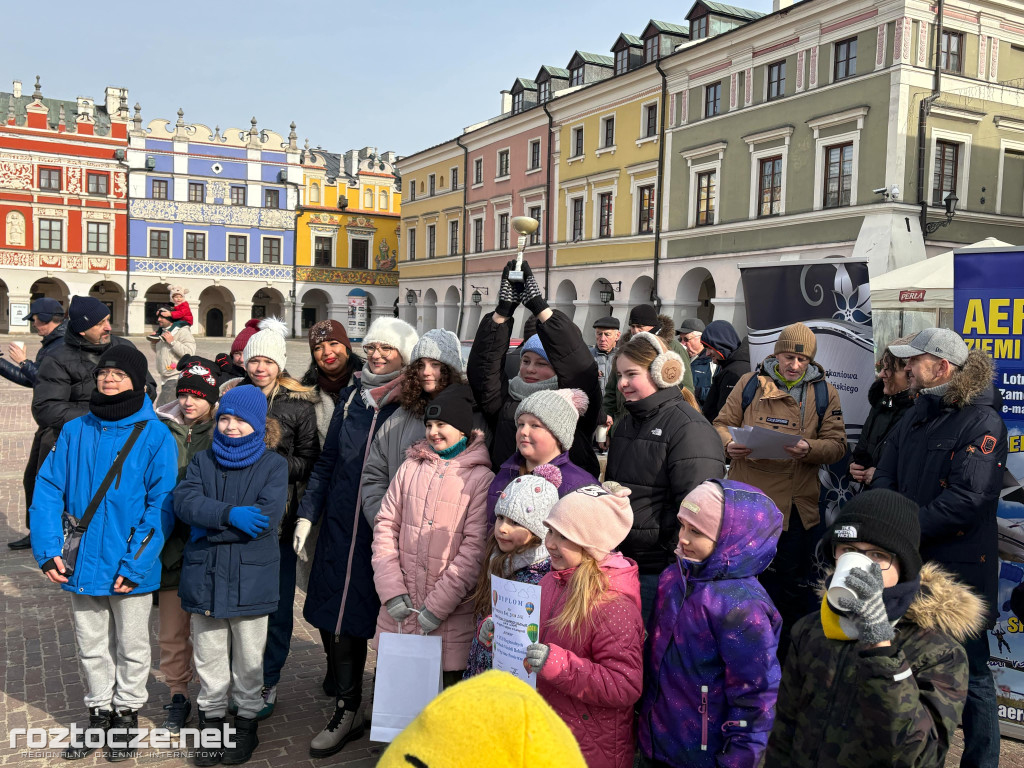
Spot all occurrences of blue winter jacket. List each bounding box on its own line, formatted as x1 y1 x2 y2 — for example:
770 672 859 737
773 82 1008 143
639 479 783 768
30 397 178 596
174 447 288 618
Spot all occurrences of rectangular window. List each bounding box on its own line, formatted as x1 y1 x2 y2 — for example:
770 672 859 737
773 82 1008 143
530 139 542 169
408 181 416 202
409 228 416 260
570 66 584 87
834 37 857 81
539 81 551 103
615 48 629 75
262 237 281 263
692 14 708 39
941 31 964 74
644 36 659 63
572 127 584 158
473 219 484 253
39 219 63 251
498 214 509 250
451 167 459 190
429 174 436 195
823 142 854 208
529 206 542 245
86 222 109 254
704 83 721 118
758 156 783 217
767 61 786 100
313 236 331 266
933 140 960 205
228 234 248 262
39 167 61 191
598 193 613 238
644 104 658 138
427 224 436 258
498 150 510 178
188 182 204 202
512 92 524 114
571 198 584 241
474 158 483 184
230 186 246 206
695 171 716 226
352 239 369 269
264 189 280 208
603 117 615 148
185 232 206 259
151 179 168 200
449 220 459 255
149 229 169 258
638 185 655 234
87 173 108 195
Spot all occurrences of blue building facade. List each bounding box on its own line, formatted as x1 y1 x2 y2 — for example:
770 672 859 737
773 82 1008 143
126 107 300 337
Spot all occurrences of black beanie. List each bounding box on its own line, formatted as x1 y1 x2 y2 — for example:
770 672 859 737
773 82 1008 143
628 304 659 328
176 356 222 403
823 489 922 582
95 345 148 393
424 383 476 437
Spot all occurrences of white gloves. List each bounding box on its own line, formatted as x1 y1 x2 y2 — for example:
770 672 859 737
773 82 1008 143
293 518 312 561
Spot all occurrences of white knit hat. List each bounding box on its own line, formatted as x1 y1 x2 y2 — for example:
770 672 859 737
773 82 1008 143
363 317 419 365
243 316 288 370
515 388 589 452
411 328 464 375
494 464 563 539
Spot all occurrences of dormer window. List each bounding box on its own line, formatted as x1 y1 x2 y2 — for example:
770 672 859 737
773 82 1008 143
539 81 551 103
615 48 629 75
692 13 708 39
512 92 524 114
644 36 659 63
570 66 584 87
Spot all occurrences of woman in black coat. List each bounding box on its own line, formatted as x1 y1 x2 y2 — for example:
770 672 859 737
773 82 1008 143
849 340 914 487
467 260 601 478
604 332 726 624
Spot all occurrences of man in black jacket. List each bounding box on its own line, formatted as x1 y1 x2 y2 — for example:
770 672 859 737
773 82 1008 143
5 298 67 550
874 328 1007 768
699 320 750 423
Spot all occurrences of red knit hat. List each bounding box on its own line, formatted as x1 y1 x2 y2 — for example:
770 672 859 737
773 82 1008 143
231 318 263 355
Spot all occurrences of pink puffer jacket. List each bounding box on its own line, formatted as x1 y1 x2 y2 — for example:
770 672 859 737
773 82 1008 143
371 431 494 671
536 552 645 768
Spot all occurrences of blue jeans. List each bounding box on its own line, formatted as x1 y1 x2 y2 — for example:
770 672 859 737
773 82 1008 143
960 631 1000 768
263 535 297 687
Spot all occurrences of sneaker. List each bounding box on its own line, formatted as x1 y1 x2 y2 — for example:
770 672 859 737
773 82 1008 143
8 534 32 550
255 685 276 721
221 716 259 765
309 705 365 758
106 708 138 762
193 711 225 767
146 332 163 342
162 693 192 734
61 708 112 760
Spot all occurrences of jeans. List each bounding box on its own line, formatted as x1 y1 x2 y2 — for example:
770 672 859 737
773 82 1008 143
960 631 1000 768
263 535 297 687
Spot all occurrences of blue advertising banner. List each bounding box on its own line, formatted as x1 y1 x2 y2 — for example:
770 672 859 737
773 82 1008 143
954 247 1024 734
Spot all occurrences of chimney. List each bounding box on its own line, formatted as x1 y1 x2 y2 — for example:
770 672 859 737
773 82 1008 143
772 0 793 10
104 86 124 115
12 80 21 98
500 89 512 114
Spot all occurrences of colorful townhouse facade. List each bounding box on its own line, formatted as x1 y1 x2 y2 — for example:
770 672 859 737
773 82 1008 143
0 78 130 333
397 0 1024 336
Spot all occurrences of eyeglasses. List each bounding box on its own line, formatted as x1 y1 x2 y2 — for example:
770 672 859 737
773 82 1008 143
363 344 396 358
834 543 895 570
95 369 128 382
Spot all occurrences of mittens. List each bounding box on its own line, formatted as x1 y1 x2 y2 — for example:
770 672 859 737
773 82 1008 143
525 642 550 674
835 563 895 644
520 261 548 316
386 594 414 622
418 606 442 634
496 260 523 318
477 617 495 648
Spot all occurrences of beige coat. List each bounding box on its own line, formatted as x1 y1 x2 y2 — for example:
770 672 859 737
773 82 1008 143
713 363 846 529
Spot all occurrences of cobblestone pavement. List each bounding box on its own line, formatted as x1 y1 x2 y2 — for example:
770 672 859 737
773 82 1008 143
2 333 1023 766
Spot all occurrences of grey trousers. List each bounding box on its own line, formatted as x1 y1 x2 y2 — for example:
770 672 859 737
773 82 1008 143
70 592 153 711
191 613 268 719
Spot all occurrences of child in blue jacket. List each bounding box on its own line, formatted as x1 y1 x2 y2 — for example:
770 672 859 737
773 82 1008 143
175 385 288 766
638 479 783 768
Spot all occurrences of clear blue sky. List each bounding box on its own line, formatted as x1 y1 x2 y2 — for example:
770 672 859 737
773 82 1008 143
0 0 777 158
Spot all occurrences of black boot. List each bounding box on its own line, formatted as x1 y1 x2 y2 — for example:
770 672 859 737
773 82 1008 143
193 711 225 767
61 708 112 760
105 708 138 762
221 716 259 765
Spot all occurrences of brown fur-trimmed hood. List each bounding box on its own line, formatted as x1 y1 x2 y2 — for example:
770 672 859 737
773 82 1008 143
263 417 282 450
943 349 997 409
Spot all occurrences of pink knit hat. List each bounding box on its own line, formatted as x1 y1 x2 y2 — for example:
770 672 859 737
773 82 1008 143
545 482 633 560
676 481 725 541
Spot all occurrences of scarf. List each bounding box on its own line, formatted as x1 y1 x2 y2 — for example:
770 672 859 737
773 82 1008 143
507 374 557 403
434 436 468 459
89 390 145 422
922 381 951 397
318 368 349 397
494 542 550 577
361 369 404 409
211 429 265 469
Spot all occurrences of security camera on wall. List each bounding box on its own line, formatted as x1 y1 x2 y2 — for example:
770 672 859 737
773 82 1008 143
873 186 888 195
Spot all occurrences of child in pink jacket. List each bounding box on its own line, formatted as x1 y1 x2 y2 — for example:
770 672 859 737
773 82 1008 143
371 384 494 687
526 483 644 768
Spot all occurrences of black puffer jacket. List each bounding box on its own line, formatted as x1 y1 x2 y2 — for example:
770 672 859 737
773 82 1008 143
605 387 726 574
851 379 914 468
0 320 66 388
32 328 156 435
468 309 601 477
701 328 751 423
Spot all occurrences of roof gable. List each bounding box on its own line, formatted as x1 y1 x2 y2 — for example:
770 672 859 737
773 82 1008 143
687 1 766 22
568 51 614 69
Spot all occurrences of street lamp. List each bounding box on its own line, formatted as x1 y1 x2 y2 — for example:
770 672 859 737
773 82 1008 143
922 192 960 236
599 279 621 305
128 283 138 302
470 285 489 305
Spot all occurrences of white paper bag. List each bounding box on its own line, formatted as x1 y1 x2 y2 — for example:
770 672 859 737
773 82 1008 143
369 632 443 743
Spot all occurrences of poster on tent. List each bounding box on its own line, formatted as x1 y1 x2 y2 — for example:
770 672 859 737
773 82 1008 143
347 295 368 341
739 260 875 526
954 246 1024 736
490 575 542 689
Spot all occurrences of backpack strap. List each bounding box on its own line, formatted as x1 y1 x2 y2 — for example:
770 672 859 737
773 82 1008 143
75 422 147 533
813 379 829 431
740 374 761 414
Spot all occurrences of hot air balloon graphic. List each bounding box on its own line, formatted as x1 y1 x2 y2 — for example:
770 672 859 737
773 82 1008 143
527 623 539 643
525 602 535 615
523 657 533 675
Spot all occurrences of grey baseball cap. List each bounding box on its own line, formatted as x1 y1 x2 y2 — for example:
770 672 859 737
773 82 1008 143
888 328 968 367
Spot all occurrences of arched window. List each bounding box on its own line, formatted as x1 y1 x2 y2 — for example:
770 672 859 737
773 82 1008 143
310 183 320 204
379 190 389 210
363 189 373 209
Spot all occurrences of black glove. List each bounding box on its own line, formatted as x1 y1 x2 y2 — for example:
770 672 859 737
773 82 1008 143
497 260 523 318
520 261 548 315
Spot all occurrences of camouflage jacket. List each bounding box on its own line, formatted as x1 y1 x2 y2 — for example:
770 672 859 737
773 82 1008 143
764 563 985 768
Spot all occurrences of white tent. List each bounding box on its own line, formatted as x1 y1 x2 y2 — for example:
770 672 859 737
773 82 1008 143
871 237 1013 310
